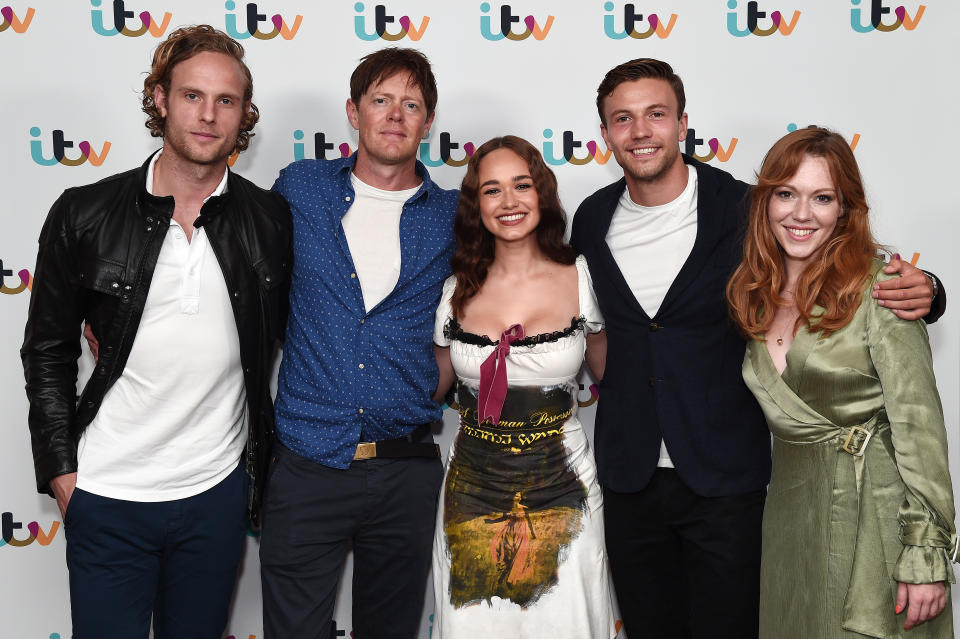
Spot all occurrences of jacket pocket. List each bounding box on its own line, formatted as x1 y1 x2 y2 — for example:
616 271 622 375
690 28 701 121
77 257 126 296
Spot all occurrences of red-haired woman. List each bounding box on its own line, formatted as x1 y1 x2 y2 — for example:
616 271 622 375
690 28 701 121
431 136 616 637
726 127 956 638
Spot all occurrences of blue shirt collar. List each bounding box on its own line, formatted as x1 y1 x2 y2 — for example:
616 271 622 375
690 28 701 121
333 154 436 204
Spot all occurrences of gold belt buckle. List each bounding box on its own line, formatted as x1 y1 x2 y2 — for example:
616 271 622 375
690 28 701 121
842 426 872 456
354 442 377 460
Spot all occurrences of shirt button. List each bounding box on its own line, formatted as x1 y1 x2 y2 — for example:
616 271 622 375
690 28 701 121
648 377 655 388
345 196 351 202
650 322 659 331
360 318 365 324
350 272 356 279
358 408 364 414
358 363 364 369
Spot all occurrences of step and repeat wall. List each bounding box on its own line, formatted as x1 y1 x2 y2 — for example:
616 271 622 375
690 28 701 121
1 1 957 637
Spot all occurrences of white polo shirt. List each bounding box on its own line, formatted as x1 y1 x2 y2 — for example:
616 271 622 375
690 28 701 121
76 151 246 501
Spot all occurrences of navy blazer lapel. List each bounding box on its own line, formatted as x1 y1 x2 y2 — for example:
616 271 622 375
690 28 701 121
588 178 650 319
655 156 733 318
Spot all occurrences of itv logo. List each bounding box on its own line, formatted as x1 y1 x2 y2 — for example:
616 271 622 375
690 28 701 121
224 0 302 40
541 129 612 166
30 127 111 167
0 511 60 548
419 131 476 168
787 123 860 150
0 259 33 295
602 2 677 39
90 0 172 38
850 0 924 32
726 0 800 37
293 130 354 161
480 2 554 41
354 2 429 41
0 5 35 33
684 128 737 163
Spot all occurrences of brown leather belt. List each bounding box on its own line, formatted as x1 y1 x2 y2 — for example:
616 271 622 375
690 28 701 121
353 422 441 460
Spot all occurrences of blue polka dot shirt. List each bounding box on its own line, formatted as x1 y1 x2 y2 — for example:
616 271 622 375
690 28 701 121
272 156 458 468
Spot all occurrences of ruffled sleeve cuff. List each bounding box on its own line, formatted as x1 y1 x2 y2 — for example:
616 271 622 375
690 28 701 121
893 544 956 584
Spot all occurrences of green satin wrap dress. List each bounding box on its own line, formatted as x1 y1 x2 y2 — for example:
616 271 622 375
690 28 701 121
743 261 956 639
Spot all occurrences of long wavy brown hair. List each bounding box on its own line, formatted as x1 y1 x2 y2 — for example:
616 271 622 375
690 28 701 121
142 25 259 153
450 136 576 319
726 127 881 340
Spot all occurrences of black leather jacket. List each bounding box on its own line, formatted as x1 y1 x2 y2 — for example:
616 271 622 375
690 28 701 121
21 154 292 525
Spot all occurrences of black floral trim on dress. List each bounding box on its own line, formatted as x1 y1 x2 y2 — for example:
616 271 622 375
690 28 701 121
443 316 586 347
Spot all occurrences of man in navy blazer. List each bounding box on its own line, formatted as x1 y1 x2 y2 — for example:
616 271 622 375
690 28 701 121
570 58 942 639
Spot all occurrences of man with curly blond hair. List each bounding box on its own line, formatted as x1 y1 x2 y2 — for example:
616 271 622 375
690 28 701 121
21 25 291 638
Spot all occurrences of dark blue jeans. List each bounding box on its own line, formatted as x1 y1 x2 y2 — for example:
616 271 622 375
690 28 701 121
260 442 443 639
64 462 248 639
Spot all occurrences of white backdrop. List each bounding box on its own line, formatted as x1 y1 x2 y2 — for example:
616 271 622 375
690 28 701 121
1 1 957 637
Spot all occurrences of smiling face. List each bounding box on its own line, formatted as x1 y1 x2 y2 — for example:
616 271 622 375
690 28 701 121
600 78 687 189
477 148 541 246
347 71 434 171
153 51 247 168
767 154 843 277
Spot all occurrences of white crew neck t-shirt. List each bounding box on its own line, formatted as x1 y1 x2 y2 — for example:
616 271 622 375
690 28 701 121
342 172 420 313
606 166 698 468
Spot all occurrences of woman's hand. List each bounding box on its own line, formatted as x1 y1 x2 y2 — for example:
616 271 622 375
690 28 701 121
896 581 947 630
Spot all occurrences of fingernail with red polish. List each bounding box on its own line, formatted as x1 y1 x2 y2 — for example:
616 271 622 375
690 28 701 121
895 604 903 614
893 253 901 261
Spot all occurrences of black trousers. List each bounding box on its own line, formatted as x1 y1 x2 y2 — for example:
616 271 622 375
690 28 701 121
603 469 765 639
65 462 247 639
259 442 443 639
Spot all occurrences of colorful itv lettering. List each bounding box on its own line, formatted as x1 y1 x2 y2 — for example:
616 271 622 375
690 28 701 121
224 0 302 40
726 0 800 37
542 129 612 166
90 0 172 37
786 123 860 151
30 127 111 167
419 131 476 168
0 260 32 295
293 130 354 161
602 2 677 39
354 2 429 41
850 0 924 32
684 128 737 163
0 5 35 33
480 2 554 41
0 512 60 548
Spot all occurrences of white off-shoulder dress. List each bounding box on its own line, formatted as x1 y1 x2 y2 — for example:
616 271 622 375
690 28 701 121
431 255 617 638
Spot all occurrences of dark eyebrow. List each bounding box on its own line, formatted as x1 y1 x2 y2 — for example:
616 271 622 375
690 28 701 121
480 175 532 188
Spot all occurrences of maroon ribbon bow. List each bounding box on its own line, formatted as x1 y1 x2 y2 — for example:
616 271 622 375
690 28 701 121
477 324 525 425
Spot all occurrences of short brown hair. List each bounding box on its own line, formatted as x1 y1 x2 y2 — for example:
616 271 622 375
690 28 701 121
142 25 259 153
350 48 438 116
596 58 685 126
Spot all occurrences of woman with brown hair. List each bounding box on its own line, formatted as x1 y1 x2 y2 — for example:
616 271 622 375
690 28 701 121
430 136 616 637
726 127 956 638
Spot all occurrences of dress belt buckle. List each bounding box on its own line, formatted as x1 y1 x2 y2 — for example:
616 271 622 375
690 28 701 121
354 442 377 460
841 425 872 456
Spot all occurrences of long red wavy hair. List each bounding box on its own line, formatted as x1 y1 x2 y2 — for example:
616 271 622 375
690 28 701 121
726 127 881 340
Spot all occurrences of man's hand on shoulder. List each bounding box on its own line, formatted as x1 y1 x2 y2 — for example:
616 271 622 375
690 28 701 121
873 254 934 321
50 472 77 520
